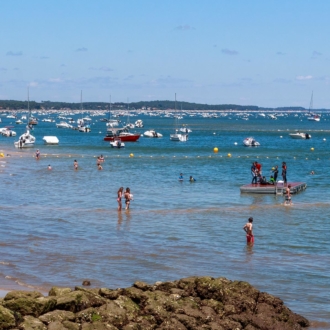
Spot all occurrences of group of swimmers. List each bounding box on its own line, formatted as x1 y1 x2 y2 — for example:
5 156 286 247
179 173 196 182
117 187 133 211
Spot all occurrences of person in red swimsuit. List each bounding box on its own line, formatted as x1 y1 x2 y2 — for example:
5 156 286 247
243 217 254 244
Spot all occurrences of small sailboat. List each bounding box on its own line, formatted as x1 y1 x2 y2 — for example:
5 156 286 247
170 94 188 142
14 88 36 148
307 92 320 121
78 91 91 132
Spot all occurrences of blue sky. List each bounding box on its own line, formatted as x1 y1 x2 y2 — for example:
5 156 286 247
1 0 330 108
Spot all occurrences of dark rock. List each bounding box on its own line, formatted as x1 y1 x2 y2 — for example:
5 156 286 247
0 276 309 330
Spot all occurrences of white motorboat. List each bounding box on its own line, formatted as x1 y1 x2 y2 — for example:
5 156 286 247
78 124 91 132
243 137 260 147
16 119 24 125
179 126 192 133
144 129 163 138
1 127 16 137
43 136 59 145
170 129 188 141
106 120 120 127
289 132 311 139
14 130 36 148
110 138 125 148
56 121 72 129
135 119 144 128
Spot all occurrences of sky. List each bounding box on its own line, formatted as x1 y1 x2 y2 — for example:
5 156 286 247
1 0 330 108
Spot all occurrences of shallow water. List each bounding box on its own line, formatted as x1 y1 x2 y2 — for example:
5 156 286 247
0 111 329 328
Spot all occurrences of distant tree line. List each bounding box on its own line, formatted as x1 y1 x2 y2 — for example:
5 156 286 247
0 99 313 111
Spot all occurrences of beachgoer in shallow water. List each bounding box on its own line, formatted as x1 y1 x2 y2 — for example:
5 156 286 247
189 176 196 182
179 173 183 181
98 163 103 170
243 217 254 244
124 187 131 210
48 164 52 170
35 149 40 160
117 187 124 211
284 184 292 205
99 155 105 162
74 160 78 170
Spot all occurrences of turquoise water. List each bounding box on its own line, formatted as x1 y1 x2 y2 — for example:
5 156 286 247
0 111 329 329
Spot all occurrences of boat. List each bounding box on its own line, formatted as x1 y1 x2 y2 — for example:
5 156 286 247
14 88 36 148
179 126 192 133
29 117 38 125
0 126 17 137
243 137 260 147
42 136 59 145
144 129 163 138
135 119 144 128
56 121 73 129
110 138 125 148
15 119 24 125
170 94 188 142
289 132 311 139
14 129 36 148
104 127 140 142
307 92 320 121
77 91 91 132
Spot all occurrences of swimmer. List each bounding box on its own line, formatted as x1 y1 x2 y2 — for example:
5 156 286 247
35 149 40 160
98 163 103 170
99 154 105 162
284 184 292 205
310 171 314 175
73 159 78 170
48 164 52 170
189 176 196 182
243 217 254 244
179 173 183 181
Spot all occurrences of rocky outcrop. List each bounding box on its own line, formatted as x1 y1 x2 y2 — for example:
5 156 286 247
0 276 309 329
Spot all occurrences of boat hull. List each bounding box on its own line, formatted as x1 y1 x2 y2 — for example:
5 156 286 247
104 134 140 142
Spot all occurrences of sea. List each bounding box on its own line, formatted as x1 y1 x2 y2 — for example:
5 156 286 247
0 110 329 329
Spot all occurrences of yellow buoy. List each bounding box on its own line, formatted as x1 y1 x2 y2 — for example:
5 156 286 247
311 147 314 151
213 147 218 153
130 153 134 157
227 153 232 157
0 153 4 157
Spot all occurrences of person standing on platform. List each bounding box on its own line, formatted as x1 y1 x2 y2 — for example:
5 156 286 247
272 165 279 182
243 217 254 244
251 162 257 184
255 161 262 175
282 162 287 184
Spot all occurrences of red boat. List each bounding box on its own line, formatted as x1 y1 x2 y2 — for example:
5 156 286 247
103 127 140 142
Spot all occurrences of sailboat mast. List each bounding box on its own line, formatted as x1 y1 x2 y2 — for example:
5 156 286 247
309 91 313 113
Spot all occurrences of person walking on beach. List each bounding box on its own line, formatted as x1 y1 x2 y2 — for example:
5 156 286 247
35 149 40 160
117 187 124 211
124 187 132 210
243 217 254 244
284 184 292 205
74 159 78 170
282 162 287 184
